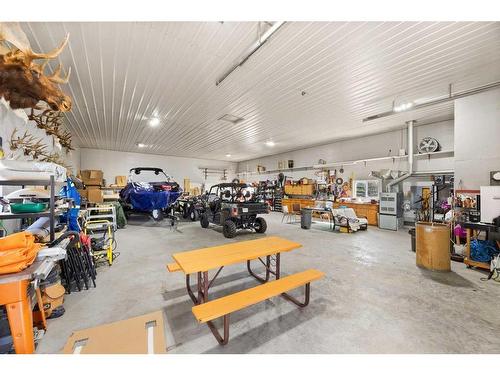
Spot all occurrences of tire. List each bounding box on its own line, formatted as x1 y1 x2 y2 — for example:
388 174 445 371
189 208 199 221
254 217 267 233
200 213 209 228
151 209 163 221
222 220 237 238
182 204 190 219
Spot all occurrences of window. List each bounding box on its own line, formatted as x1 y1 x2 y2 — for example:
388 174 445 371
353 180 380 199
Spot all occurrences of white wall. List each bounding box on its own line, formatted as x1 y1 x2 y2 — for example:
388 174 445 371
237 120 454 184
454 88 500 190
79 148 237 190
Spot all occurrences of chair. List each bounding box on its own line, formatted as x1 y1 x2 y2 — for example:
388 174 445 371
281 205 294 224
291 203 301 222
342 208 368 230
331 208 368 232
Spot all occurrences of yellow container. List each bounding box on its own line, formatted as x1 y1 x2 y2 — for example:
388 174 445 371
416 222 451 271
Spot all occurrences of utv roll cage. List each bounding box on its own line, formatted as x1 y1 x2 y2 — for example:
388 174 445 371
208 183 256 203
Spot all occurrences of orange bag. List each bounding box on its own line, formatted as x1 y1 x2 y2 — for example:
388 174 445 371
0 232 42 274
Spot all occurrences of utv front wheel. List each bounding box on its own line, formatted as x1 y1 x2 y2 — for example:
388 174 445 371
200 213 209 228
189 208 199 221
152 209 163 221
223 220 237 238
254 217 267 233
182 206 190 219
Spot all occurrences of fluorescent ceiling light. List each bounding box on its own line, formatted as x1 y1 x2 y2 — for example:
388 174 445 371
216 21 286 86
137 143 146 148
225 154 231 157
149 117 160 127
218 114 244 124
394 102 413 112
265 140 275 147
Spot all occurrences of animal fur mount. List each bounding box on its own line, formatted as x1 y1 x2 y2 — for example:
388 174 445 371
9 128 71 169
28 108 74 151
0 22 72 112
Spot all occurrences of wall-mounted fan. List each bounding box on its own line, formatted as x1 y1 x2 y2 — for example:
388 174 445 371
417 137 440 153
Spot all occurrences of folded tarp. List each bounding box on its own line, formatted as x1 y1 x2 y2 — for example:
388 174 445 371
0 232 42 274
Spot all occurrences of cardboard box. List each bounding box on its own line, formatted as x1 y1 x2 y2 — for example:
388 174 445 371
62 310 166 354
115 176 127 186
87 187 103 203
77 189 88 200
190 187 201 196
80 170 103 187
183 178 190 192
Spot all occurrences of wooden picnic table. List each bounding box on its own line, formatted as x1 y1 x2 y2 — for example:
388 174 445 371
171 236 302 304
167 236 324 345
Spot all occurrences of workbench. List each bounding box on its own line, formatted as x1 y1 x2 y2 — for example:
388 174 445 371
460 221 499 270
0 253 63 354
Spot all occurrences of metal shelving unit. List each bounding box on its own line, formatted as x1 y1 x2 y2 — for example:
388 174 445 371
0 176 56 241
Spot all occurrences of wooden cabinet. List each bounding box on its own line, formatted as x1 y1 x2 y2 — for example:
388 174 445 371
284 184 314 196
365 209 378 226
282 198 315 212
332 202 379 226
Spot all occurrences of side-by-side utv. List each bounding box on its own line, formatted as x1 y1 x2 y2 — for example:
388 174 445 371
199 183 269 238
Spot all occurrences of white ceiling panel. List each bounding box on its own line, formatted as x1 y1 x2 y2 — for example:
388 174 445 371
19 21 500 161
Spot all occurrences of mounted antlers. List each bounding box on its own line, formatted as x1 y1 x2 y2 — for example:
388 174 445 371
9 129 48 159
9 128 71 169
0 22 72 112
0 23 69 65
28 108 74 151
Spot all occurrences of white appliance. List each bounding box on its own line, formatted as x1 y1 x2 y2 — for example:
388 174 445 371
379 192 404 230
480 186 500 224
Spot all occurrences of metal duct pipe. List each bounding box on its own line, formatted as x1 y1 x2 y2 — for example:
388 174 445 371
216 21 286 86
412 170 454 175
363 80 500 122
386 120 414 192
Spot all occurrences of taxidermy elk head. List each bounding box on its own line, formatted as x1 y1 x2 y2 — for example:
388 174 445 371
0 23 72 112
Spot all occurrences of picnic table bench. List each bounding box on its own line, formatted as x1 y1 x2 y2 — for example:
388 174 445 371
167 236 323 345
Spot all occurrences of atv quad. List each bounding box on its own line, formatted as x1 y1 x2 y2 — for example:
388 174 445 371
199 183 269 238
174 194 203 221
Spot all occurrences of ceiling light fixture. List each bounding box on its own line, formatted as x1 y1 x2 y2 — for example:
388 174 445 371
149 117 160 127
218 114 244 124
393 102 413 112
216 21 286 86
137 143 146 148
265 140 275 147
225 154 231 157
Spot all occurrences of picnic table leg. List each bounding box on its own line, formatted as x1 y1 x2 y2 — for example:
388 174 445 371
247 255 271 283
275 252 281 279
202 271 209 303
274 253 311 307
197 272 203 303
206 314 230 345
187 268 224 305
186 274 199 304
281 283 311 307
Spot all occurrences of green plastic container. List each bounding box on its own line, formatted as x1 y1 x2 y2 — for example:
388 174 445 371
10 202 48 214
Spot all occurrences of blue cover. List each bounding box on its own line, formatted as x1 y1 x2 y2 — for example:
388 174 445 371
120 182 181 211
59 177 81 232
470 239 500 263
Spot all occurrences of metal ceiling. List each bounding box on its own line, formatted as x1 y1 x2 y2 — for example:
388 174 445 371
21 21 500 161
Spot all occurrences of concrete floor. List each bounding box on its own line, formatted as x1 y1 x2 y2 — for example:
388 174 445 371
37 212 500 354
